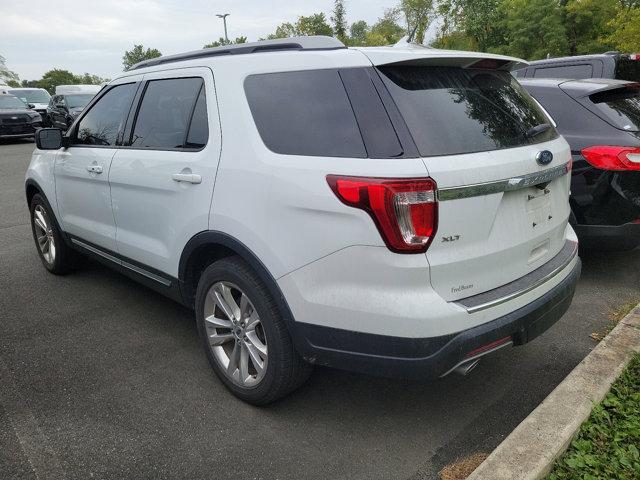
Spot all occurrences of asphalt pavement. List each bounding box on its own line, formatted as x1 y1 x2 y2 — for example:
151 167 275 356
1 139 639 480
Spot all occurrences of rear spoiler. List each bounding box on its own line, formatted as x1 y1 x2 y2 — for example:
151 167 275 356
355 46 528 72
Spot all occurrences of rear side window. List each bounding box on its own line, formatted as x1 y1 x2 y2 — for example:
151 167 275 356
244 70 366 158
589 85 640 132
131 77 206 150
533 64 593 79
378 66 556 157
75 83 136 146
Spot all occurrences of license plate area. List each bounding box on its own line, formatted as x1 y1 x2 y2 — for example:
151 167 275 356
526 185 552 230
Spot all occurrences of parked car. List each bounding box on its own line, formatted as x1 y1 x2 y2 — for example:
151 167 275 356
46 92 96 130
0 93 42 139
5 88 51 123
26 37 581 404
514 52 640 82
521 78 640 250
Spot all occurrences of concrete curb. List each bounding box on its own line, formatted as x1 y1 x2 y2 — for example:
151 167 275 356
466 305 640 480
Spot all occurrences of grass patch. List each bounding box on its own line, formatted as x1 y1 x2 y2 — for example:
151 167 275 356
590 300 639 342
547 354 640 480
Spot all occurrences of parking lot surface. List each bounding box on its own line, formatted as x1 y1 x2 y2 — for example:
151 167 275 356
1 139 639 480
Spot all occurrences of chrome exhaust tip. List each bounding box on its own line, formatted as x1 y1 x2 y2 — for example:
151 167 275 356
453 359 480 376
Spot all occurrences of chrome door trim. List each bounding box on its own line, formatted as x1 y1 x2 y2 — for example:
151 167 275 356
437 162 571 201
70 238 172 287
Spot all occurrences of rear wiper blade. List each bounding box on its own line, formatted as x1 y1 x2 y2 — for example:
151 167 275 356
525 123 552 139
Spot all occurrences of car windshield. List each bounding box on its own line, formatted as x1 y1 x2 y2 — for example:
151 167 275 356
9 89 50 104
0 95 28 109
66 94 94 108
589 84 640 132
377 65 557 157
615 58 640 82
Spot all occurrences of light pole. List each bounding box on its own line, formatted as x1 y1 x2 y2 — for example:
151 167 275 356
216 13 230 44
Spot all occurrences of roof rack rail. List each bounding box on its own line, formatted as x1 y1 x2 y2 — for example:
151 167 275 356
129 35 346 70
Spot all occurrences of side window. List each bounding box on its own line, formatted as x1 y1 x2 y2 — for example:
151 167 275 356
185 86 209 149
244 70 366 158
74 83 136 146
533 64 593 79
130 77 204 150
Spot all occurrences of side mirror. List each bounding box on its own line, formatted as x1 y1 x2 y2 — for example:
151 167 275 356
36 128 65 150
27 103 36 109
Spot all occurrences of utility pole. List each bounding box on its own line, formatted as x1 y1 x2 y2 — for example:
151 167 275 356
216 13 230 44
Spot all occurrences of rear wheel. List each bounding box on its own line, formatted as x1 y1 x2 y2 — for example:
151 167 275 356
195 256 312 405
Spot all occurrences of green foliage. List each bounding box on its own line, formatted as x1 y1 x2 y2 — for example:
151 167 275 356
267 13 333 39
399 0 434 43
331 0 348 42
607 7 640 52
492 0 568 59
122 44 162 71
438 0 504 51
0 54 20 86
369 9 405 45
565 0 617 55
204 36 247 48
34 69 107 94
547 355 640 480
349 20 369 45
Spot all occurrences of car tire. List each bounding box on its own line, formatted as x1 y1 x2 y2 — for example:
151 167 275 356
29 193 75 274
195 256 312 405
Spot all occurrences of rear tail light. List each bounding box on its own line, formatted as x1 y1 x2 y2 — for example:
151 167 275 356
326 175 437 253
581 146 640 171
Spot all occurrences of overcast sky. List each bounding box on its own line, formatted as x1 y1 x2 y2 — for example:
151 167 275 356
1 0 413 81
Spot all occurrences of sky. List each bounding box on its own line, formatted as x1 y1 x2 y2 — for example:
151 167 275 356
0 0 424 81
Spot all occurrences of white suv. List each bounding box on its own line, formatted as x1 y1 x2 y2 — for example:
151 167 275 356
26 36 581 404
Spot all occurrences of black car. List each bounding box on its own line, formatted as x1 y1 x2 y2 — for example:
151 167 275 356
46 93 95 130
521 78 640 250
514 52 640 82
0 94 43 140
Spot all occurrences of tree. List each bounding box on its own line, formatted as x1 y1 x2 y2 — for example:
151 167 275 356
368 9 405 45
350 20 369 45
399 0 434 44
0 55 20 87
267 13 333 38
77 73 109 85
122 45 162 71
204 36 247 48
564 0 617 55
607 6 640 51
494 0 568 59
331 0 348 42
437 0 504 51
37 69 78 94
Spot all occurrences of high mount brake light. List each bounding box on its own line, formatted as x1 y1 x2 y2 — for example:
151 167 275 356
326 175 438 253
581 146 640 171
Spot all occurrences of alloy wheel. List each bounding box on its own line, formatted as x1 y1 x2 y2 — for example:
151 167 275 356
204 281 268 387
33 205 56 265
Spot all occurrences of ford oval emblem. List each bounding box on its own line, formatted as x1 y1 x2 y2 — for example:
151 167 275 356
536 150 553 166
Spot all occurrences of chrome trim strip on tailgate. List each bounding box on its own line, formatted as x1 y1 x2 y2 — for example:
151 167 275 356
437 162 571 201
455 240 578 313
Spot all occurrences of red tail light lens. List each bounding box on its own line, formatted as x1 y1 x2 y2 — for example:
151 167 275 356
326 175 438 253
581 146 640 171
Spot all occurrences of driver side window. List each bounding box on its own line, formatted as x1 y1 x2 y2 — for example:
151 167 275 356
73 83 136 146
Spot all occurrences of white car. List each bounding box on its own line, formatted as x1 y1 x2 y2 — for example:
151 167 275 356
25 36 580 404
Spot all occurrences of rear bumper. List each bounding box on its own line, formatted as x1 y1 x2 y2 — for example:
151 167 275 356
573 222 640 251
295 257 581 379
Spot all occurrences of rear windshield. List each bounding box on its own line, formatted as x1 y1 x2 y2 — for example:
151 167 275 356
378 66 557 157
589 85 640 132
615 58 640 82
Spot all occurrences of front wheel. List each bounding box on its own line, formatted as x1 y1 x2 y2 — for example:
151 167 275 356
29 193 75 274
195 257 312 405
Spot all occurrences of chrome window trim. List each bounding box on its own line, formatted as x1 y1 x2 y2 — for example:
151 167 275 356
437 162 571 201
